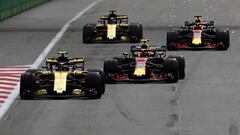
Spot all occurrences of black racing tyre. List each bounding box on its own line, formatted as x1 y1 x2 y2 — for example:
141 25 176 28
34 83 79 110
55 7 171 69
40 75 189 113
25 69 42 73
20 73 38 99
103 59 119 83
129 23 143 43
216 29 230 50
167 31 178 51
83 24 95 43
103 59 119 74
86 72 102 99
87 69 105 94
164 58 179 83
168 55 185 79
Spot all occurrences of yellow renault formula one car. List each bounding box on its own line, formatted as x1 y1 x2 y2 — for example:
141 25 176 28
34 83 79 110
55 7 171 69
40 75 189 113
83 10 143 43
20 52 105 99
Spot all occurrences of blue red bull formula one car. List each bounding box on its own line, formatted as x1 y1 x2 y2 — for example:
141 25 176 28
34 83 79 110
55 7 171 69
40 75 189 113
167 16 230 50
103 39 185 83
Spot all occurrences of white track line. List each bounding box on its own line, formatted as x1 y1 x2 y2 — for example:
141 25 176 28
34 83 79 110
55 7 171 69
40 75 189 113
0 0 102 119
31 0 102 69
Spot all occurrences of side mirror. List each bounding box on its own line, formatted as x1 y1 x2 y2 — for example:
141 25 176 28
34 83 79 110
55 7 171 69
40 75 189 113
123 52 128 56
98 20 103 23
161 45 167 49
157 52 165 55
42 66 48 69
130 45 137 51
181 26 187 30
75 65 84 70
208 25 215 30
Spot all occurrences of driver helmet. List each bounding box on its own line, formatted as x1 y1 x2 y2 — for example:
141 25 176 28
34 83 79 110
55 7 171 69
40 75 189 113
58 56 68 62
193 24 203 30
62 64 69 71
55 64 69 71
55 64 61 71
140 39 150 49
194 16 202 24
108 17 118 24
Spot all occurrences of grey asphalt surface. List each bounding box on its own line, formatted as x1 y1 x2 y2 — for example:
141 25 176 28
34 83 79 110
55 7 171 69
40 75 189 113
0 0 240 135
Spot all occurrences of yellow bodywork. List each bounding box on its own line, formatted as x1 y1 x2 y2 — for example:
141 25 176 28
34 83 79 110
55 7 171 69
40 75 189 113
69 57 84 63
46 58 57 63
133 58 147 76
192 38 202 45
134 67 146 76
100 15 128 20
107 24 117 39
192 30 202 45
54 71 68 94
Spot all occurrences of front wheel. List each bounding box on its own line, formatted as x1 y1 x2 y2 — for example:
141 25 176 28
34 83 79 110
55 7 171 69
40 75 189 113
87 69 105 94
20 73 37 99
167 32 179 51
83 24 95 43
86 72 103 99
103 59 119 84
168 55 185 79
164 58 179 83
216 29 230 50
129 23 143 43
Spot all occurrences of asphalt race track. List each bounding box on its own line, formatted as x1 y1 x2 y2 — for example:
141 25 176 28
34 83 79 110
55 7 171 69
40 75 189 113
0 0 240 135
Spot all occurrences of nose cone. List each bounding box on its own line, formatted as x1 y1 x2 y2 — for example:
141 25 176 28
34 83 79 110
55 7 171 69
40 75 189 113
54 72 68 94
107 24 117 39
134 68 146 76
192 30 202 45
192 38 202 45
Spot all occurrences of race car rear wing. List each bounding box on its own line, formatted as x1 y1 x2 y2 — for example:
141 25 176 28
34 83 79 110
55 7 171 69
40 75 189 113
100 15 128 24
194 15 203 18
45 57 85 71
69 57 85 70
69 57 84 63
100 15 128 19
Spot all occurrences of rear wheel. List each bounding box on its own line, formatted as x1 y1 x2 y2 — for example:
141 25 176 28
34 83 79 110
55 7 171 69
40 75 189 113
83 24 95 43
167 32 178 51
103 59 119 83
216 29 230 50
20 73 38 99
164 58 179 83
129 23 143 43
87 69 105 94
86 72 102 99
168 55 185 79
